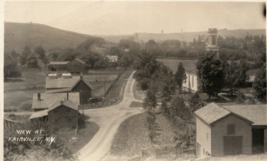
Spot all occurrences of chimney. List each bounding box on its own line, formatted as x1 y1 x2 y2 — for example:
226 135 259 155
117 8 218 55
37 93 41 100
67 92 69 100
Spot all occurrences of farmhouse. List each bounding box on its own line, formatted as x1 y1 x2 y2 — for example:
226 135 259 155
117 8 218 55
195 102 267 158
45 74 93 104
182 69 199 92
106 55 118 62
48 58 86 74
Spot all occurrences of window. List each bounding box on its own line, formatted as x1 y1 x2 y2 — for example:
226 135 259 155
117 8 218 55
227 124 235 135
206 133 208 141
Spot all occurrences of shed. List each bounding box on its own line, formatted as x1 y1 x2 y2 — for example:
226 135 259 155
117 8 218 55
195 103 267 158
66 58 86 74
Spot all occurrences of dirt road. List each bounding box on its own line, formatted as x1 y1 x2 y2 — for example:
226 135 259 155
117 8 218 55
77 71 143 161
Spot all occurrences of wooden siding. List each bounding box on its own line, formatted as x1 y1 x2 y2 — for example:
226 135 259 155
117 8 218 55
48 64 67 71
48 105 78 128
66 60 85 73
211 115 252 156
72 80 91 104
196 117 211 158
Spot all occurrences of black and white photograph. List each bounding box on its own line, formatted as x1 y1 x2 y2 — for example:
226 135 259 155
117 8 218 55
2 1 267 161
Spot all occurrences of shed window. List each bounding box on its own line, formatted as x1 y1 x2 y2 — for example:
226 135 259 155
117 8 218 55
227 124 235 135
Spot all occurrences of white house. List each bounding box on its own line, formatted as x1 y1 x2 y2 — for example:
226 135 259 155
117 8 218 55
106 55 118 62
182 69 198 92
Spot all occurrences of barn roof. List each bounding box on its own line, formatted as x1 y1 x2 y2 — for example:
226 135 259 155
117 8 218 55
195 102 231 124
29 110 48 119
48 98 79 112
32 92 80 110
49 61 70 65
195 102 255 125
223 104 267 126
45 76 93 90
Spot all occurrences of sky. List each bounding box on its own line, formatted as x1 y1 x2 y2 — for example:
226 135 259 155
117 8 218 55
4 1 266 35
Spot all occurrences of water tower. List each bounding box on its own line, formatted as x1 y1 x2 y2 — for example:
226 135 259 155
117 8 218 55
205 28 220 59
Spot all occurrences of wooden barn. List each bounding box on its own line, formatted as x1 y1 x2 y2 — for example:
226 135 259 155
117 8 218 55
48 58 86 74
45 75 93 104
48 98 79 128
195 103 267 158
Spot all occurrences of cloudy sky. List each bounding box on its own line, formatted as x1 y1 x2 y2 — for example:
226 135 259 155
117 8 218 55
4 1 266 35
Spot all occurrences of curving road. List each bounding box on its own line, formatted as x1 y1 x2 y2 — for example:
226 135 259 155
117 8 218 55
77 71 143 161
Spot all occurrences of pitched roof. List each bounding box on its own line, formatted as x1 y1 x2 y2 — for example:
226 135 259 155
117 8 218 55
186 69 197 76
29 110 48 119
223 104 267 126
45 76 93 89
75 58 86 64
32 92 80 110
195 102 231 124
48 98 79 112
49 61 70 65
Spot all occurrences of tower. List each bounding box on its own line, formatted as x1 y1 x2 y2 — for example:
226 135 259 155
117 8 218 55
205 28 220 59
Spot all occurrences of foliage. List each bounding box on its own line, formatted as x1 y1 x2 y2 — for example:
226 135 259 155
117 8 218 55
34 46 46 60
4 52 21 80
174 124 196 149
253 63 266 101
236 90 246 104
189 92 202 111
20 46 32 66
26 55 39 68
143 89 157 110
168 96 191 120
196 52 224 99
76 37 105 51
175 62 187 92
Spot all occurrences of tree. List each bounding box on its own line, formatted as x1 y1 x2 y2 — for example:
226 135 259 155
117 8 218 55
118 54 132 69
189 92 202 111
34 46 46 60
169 96 191 120
196 52 224 99
20 46 32 66
253 64 266 101
143 89 157 110
224 60 239 96
236 90 246 104
4 52 21 80
175 62 187 92
26 55 39 68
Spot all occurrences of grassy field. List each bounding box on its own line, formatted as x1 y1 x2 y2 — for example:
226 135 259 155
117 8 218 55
157 59 197 73
129 101 143 108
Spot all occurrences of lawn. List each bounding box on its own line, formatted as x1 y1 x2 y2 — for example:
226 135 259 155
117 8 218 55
157 59 197 73
129 101 143 108
200 154 267 161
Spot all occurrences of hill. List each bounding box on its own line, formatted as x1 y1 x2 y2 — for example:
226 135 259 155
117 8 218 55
102 29 266 43
4 22 92 53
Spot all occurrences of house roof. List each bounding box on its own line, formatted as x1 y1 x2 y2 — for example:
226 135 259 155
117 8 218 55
195 102 231 124
223 104 267 126
48 98 79 112
185 69 198 76
45 76 93 90
75 58 86 64
29 110 48 119
32 92 80 109
49 61 70 65
195 102 266 126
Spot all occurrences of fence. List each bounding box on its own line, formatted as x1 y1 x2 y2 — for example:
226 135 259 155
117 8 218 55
142 147 196 159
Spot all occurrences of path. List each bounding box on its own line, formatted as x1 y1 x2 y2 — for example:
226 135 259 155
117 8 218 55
77 71 143 161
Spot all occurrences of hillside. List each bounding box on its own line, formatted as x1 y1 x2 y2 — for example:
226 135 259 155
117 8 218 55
4 22 92 53
102 29 266 43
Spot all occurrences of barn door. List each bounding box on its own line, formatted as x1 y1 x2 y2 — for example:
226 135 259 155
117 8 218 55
224 136 243 156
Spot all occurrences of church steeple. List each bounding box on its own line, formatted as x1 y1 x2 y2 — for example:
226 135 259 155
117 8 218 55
205 28 220 59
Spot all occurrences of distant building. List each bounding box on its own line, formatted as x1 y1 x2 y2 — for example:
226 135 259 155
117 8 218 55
206 28 220 59
106 55 118 62
45 75 93 104
48 58 86 74
195 103 267 157
182 69 199 92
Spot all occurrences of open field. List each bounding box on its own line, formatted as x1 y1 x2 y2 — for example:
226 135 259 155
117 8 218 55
157 59 197 73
